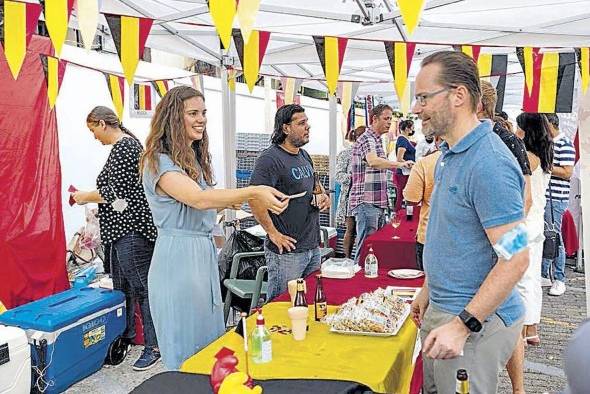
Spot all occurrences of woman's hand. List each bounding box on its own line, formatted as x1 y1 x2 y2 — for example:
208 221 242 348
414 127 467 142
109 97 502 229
251 186 289 215
71 191 88 205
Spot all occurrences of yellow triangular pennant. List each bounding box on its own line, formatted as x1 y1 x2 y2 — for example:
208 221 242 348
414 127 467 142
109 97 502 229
76 0 99 51
237 0 261 45
397 0 426 35
209 0 237 49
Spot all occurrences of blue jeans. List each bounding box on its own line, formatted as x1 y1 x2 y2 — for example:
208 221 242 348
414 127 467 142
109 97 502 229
265 247 321 300
352 203 385 264
541 199 568 282
111 231 158 348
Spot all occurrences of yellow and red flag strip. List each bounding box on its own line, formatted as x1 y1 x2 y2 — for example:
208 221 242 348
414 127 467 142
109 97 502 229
232 29 271 92
313 36 348 96
236 0 261 45
1 0 42 79
476 54 508 113
134 83 152 111
281 77 302 105
39 54 67 109
104 14 153 85
453 44 482 64
209 0 237 50
517 49 576 113
577 48 590 95
152 80 172 98
43 0 75 57
397 0 426 36
105 73 126 120
384 41 416 106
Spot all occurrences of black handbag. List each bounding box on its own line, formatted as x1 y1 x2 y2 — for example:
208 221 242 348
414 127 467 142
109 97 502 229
542 183 561 260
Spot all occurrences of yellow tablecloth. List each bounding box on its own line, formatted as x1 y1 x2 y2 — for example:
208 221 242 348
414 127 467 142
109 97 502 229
181 302 417 394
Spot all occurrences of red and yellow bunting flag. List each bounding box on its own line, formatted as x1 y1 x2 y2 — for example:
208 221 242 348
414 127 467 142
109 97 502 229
104 14 153 85
232 29 271 92
1 0 42 79
209 0 237 50
40 54 67 109
453 45 482 64
281 77 302 105
576 48 590 95
44 0 75 57
313 36 348 96
152 80 171 98
517 48 576 113
105 73 126 120
397 0 426 35
478 54 508 113
384 41 416 106
134 84 152 111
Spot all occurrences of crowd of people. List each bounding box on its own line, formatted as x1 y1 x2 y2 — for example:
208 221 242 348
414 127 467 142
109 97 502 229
70 49 578 392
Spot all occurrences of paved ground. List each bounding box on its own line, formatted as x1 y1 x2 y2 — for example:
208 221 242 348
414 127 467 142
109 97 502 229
67 266 586 393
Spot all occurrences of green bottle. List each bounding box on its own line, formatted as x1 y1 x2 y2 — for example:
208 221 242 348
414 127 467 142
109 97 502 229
250 309 272 364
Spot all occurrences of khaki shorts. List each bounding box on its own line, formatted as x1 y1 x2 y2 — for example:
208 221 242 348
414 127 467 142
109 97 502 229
420 304 523 394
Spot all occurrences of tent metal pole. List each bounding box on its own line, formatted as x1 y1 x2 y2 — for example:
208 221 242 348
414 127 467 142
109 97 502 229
220 66 237 224
329 94 337 227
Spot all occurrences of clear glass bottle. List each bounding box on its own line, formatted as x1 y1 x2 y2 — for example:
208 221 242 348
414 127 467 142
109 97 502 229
251 309 272 364
364 246 378 278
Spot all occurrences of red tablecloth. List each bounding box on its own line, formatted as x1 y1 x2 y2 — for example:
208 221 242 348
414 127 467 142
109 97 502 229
273 268 424 394
562 209 579 257
356 207 421 269
273 268 424 305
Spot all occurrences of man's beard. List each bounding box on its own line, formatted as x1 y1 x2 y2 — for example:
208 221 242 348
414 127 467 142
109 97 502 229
290 135 308 148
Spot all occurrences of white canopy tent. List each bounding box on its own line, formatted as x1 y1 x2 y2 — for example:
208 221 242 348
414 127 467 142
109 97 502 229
63 0 590 313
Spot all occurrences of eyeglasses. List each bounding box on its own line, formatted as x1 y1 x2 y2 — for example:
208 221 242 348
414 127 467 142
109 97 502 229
414 86 456 107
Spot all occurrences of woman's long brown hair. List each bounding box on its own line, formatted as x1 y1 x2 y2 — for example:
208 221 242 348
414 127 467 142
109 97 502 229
141 86 214 185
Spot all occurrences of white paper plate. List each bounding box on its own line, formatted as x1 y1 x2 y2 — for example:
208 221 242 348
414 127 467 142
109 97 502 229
387 269 425 279
329 304 411 337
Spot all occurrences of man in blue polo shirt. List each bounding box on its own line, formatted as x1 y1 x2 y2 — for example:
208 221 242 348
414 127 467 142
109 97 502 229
409 51 529 393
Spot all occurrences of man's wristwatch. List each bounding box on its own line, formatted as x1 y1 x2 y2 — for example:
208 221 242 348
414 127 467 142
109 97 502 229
458 309 482 333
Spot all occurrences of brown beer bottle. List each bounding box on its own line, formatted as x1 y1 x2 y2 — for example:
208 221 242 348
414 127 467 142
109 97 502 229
455 369 469 394
294 279 308 307
314 275 327 321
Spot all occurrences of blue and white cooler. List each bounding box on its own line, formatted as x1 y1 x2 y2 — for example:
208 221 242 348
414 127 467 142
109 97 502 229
0 287 127 393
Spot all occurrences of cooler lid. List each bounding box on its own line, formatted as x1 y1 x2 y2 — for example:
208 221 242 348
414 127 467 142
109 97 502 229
0 287 125 332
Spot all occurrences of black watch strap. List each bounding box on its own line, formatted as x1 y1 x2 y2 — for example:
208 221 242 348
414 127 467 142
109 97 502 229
459 309 482 333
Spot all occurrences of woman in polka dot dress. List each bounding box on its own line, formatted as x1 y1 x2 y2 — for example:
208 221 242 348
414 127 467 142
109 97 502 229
71 106 161 371
141 86 289 370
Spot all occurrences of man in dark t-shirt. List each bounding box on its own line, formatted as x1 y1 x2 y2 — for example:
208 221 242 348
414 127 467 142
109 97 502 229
250 104 330 300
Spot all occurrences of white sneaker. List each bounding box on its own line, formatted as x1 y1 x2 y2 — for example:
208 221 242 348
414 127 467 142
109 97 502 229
541 277 552 287
548 280 566 296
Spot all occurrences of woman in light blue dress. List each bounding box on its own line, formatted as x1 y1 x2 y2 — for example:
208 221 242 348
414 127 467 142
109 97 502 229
141 86 288 370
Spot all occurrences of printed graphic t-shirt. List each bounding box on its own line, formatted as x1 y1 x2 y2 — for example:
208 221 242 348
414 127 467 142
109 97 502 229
250 144 320 253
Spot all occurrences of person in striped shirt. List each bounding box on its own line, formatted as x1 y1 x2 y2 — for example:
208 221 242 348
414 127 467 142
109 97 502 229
542 114 576 296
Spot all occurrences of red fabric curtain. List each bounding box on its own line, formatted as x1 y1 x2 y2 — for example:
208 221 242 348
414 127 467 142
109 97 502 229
0 36 68 308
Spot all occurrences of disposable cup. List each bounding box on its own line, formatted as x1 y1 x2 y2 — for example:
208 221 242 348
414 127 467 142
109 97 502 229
288 306 309 341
